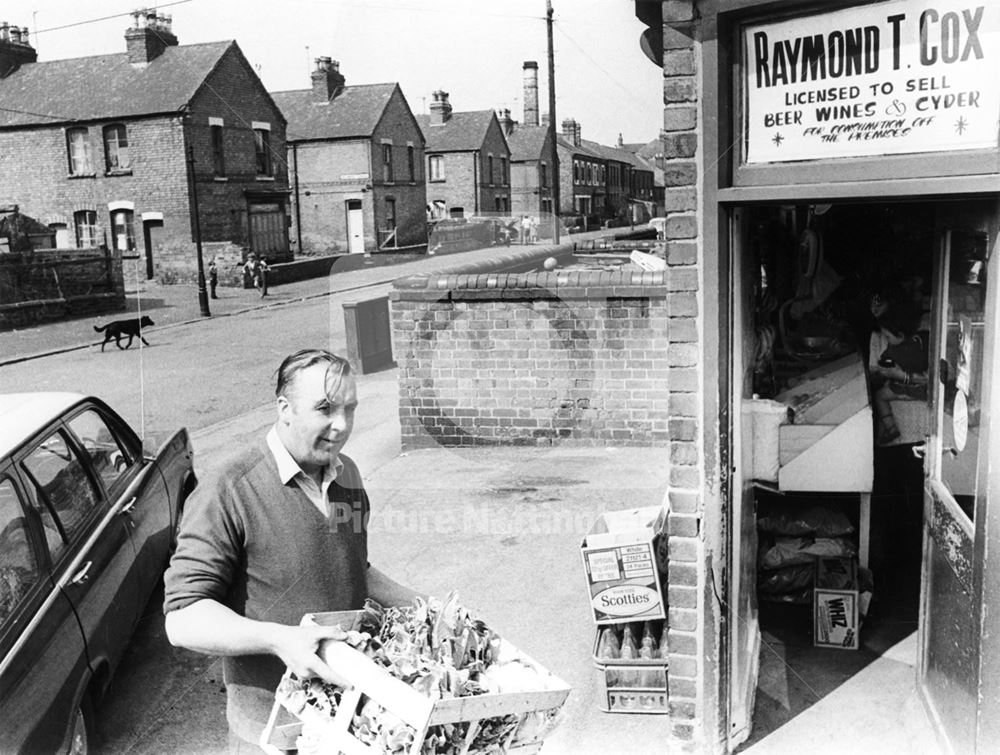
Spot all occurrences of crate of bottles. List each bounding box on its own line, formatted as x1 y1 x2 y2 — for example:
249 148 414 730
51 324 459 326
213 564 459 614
592 620 669 714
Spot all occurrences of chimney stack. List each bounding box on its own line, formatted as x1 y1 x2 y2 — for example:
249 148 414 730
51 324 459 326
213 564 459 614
522 61 539 127
125 8 178 66
311 56 345 101
497 108 514 135
429 90 452 125
0 21 36 78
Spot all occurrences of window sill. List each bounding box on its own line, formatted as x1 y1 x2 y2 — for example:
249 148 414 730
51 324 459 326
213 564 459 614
67 173 96 179
105 169 133 177
255 176 275 182
429 178 445 183
214 176 229 182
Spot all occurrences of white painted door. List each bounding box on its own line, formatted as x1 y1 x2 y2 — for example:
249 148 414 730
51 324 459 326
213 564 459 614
346 199 364 254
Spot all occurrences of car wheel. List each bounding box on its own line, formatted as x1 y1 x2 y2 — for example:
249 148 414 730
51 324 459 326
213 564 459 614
68 700 93 755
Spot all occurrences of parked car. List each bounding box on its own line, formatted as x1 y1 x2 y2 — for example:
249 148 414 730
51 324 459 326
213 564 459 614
0 393 196 754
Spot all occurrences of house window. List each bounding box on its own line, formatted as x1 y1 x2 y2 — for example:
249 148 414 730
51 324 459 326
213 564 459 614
67 128 93 176
429 154 444 181
254 128 272 177
541 198 553 215
382 144 394 183
74 210 99 248
500 157 508 185
110 209 136 252
540 162 548 188
407 145 415 181
494 196 508 213
103 124 130 173
487 155 494 185
212 124 226 176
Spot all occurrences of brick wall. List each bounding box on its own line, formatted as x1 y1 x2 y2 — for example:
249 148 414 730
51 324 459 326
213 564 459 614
292 140 369 252
659 0 706 751
391 259 697 449
425 152 476 215
0 42 290 285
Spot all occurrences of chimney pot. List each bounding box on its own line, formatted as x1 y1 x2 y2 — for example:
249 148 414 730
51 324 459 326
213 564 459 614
429 90 452 124
311 54 345 101
0 24 8 43
9 27 19 44
126 8 179 65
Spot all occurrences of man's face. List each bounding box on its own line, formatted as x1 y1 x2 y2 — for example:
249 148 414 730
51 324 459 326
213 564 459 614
277 362 358 476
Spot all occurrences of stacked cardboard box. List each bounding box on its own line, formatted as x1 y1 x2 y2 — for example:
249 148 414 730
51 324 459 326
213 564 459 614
581 507 670 713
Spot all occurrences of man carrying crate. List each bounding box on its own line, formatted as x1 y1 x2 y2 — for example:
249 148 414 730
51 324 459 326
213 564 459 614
164 349 421 753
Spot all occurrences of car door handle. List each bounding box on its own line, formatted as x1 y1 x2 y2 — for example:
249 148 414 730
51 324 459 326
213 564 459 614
71 561 93 585
121 496 138 514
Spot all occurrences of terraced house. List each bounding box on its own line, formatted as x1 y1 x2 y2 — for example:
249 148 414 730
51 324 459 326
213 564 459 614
0 11 289 282
273 58 426 255
418 91 511 219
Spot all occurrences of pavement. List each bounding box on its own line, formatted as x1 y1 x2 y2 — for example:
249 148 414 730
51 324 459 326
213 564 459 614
0 233 608 366
4 229 942 754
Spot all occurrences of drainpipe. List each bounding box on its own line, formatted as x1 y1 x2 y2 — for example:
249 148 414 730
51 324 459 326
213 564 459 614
473 150 479 215
292 142 303 253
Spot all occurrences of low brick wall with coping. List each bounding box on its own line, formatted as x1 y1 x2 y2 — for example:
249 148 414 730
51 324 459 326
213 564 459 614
391 246 691 448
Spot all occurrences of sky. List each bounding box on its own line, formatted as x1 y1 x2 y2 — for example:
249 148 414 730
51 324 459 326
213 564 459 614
18 0 663 146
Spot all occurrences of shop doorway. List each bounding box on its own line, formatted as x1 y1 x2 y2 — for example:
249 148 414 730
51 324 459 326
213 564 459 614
727 199 1000 751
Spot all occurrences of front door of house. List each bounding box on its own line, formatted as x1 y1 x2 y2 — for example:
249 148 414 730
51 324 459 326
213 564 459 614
346 199 364 254
918 201 1000 753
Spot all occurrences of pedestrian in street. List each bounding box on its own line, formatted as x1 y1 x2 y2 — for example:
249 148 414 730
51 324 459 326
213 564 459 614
257 257 269 298
521 215 531 244
163 349 422 753
208 259 219 299
242 253 258 290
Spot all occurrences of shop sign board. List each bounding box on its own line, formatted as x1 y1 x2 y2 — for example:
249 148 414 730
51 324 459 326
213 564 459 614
743 1 1000 163
581 506 667 624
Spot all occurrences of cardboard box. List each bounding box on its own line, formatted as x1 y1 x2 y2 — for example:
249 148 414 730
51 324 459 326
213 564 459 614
262 610 571 755
581 506 667 625
814 558 860 650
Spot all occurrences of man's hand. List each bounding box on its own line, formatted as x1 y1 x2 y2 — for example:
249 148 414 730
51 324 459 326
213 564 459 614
270 623 352 687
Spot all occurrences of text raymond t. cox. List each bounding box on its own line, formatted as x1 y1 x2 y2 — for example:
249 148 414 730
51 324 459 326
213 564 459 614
592 585 660 617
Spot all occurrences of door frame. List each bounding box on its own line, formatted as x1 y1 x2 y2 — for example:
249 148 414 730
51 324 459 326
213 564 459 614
917 213 1000 754
345 198 364 254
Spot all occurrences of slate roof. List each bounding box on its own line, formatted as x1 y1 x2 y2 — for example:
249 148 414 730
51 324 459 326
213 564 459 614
271 83 399 141
416 110 496 152
0 41 235 128
555 134 603 160
581 138 638 165
506 125 549 162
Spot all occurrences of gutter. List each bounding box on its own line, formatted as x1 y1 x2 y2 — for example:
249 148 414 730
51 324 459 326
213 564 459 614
473 150 479 214
292 142 303 252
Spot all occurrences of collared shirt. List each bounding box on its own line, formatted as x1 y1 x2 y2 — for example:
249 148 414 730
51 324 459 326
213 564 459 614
265 426 344 516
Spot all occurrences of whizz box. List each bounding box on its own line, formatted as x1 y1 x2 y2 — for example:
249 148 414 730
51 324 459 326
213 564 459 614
581 507 668 624
814 557 860 650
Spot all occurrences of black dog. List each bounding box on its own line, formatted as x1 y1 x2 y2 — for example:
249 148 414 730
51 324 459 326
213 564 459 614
94 315 154 351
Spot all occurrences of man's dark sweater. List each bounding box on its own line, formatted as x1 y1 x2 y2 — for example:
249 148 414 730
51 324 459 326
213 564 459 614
163 440 369 744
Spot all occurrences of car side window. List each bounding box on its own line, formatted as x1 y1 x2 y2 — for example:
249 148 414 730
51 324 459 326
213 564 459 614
0 477 44 628
21 430 100 548
67 409 135 492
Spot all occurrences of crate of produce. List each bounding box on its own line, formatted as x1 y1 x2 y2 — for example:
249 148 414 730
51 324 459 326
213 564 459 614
581 506 668 625
261 595 571 754
591 620 669 714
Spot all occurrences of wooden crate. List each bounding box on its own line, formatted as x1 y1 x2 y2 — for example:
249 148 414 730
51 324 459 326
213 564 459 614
261 611 571 754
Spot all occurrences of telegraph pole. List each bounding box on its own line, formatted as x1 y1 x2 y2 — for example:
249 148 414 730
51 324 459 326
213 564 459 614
546 0 560 243
186 144 211 317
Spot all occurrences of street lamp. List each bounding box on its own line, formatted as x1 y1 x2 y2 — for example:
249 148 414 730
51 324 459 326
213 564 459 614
186 143 211 317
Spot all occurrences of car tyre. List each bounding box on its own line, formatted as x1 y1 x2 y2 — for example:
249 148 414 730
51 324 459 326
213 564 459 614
68 696 95 755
